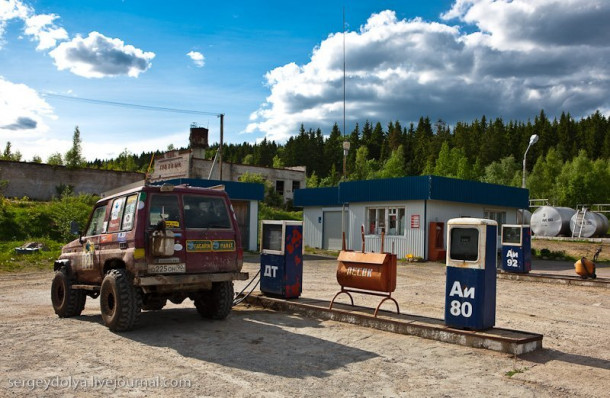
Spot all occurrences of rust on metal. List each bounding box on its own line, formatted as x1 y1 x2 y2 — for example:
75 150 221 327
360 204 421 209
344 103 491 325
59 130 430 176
330 227 399 317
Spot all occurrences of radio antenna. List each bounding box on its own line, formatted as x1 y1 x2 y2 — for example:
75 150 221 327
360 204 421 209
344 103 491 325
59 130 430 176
342 7 350 180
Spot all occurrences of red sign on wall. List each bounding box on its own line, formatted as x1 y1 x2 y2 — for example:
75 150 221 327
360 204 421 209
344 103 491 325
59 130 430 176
411 215 420 229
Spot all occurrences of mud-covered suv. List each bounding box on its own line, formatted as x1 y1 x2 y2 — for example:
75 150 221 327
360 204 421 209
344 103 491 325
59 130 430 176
51 183 248 331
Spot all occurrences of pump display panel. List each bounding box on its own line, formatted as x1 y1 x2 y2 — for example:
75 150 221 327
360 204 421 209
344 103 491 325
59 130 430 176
502 225 522 245
449 228 479 261
261 223 283 253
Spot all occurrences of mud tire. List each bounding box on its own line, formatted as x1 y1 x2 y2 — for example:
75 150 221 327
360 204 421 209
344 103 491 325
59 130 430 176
51 267 86 317
194 281 234 320
100 269 142 331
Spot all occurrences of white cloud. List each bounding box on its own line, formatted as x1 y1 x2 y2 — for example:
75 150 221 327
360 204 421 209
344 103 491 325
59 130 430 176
187 50 205 67
49 31 155 78
441 0 610 51
0 0 30 47
0 0 67 50
23 13 68 50
1 1 154 78
247 2 610 142
0 76 54 133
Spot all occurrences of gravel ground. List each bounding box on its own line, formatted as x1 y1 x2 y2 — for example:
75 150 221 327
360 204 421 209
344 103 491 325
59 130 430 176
0 255 608 397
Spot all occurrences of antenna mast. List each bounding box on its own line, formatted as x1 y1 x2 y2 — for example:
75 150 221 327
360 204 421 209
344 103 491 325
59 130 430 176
342 7 350 180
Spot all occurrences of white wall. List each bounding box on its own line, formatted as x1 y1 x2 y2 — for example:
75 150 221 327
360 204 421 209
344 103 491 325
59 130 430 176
303 206 347 249
303 207 324 249
303 199 520 259
348 201 427 258
425 200 519 254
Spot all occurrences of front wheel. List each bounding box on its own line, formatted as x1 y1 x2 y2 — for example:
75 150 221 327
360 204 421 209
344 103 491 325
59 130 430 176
100 269 142 332
194 281 234 320
51 267 86 317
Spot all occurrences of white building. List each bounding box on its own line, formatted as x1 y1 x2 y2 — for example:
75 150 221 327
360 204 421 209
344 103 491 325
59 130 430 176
294 176 529 260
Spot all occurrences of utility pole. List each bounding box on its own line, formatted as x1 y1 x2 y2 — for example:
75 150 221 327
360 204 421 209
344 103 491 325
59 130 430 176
219 113 224 181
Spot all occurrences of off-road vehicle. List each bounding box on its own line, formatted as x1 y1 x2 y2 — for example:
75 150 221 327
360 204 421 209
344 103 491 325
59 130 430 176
51 183 248 331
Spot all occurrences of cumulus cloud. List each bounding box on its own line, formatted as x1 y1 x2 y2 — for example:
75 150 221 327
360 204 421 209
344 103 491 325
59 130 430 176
1 116 37 130
187 50 205 67
1 1 154 78
23 13 68 50
0 76 54 133
246 2 610 142
0 0 67 50
0 0 29 42
49 31 155 78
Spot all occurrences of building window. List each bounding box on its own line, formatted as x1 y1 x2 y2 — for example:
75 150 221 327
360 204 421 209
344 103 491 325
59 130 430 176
292 180 300 191
367 206 406 236
484 210 506 235
275 180 284 196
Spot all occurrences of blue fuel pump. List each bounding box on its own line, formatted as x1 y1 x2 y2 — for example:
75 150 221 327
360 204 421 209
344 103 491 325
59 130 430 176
260 220 303 298
445 218 497 330
501 224 531 273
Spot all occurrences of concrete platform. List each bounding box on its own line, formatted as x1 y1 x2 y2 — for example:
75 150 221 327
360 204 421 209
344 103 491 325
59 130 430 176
244 293 543 355
498 271 610 288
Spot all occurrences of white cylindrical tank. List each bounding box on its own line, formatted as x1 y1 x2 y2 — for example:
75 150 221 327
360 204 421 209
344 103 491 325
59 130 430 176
530 206 576 237
570 212 609 238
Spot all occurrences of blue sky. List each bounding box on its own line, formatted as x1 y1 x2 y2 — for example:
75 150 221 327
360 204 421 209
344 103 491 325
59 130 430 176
1 0 609 162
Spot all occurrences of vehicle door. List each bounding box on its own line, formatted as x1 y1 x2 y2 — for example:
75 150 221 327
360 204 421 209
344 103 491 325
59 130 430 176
98 194 139 279
183 194 239 273
72 203 108 283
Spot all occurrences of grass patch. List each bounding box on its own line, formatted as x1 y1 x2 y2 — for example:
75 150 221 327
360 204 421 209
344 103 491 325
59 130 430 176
0 239 63 273
505 367 529 378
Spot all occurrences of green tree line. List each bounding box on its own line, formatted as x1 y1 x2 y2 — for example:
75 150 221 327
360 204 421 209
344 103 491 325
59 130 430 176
3 110 609 207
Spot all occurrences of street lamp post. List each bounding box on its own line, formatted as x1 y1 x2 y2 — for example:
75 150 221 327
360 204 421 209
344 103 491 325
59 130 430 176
522 134 539 188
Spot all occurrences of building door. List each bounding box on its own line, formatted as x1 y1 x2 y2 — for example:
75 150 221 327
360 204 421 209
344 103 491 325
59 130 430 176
231 200 249 249
323 211 344 250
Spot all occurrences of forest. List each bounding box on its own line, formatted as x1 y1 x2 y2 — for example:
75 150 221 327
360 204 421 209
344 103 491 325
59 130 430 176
2 110 609 208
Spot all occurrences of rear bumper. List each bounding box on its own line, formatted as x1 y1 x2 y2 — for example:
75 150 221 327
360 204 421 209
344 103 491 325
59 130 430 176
134 272 249 293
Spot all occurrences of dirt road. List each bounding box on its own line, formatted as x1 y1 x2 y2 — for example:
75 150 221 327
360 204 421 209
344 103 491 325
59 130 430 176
1 256 608 397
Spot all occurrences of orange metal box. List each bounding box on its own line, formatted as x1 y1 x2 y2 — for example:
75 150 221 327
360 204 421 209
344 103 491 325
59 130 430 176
336 251 397 293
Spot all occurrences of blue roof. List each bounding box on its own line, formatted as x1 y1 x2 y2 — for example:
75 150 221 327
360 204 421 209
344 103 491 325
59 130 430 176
293 186 341 207
293 176 528 208
155 178 264 201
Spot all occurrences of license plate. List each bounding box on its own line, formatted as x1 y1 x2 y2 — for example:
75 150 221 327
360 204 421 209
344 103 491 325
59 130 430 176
147 263 186 274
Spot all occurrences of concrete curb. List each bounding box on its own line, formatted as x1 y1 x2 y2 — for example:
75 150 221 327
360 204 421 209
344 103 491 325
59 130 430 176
243 293 543 355
498 271 610 288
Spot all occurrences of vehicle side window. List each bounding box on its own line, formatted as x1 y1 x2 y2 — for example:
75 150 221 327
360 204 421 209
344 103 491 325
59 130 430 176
121 194 138 230
107 197 126 233
149 194 181 228
183 195 231 229
85 205 108 236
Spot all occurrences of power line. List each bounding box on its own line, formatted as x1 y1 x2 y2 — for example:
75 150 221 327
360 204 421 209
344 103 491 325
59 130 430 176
42 92 221 116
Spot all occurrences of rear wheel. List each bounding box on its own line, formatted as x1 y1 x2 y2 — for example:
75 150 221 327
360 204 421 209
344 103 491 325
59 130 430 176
100 269 142 331
194 281 234 320
51 267 86 317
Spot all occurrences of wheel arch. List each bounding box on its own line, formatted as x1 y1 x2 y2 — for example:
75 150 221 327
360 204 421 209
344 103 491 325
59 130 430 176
54 259 71 273
103 258 127 276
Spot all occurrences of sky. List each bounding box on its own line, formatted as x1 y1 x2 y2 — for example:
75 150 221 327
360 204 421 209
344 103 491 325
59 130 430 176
1 0 609 162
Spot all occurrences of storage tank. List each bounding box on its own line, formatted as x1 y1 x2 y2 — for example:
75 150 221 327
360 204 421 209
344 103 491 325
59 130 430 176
570 212 609 238
530 206 576 237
